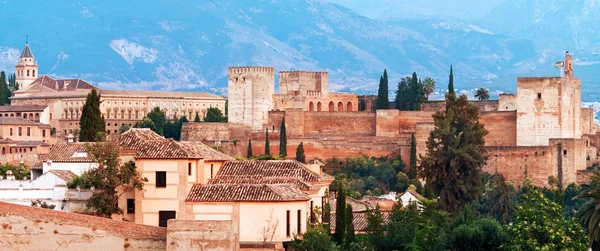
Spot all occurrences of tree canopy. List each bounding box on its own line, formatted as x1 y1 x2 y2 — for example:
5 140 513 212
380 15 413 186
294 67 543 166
376 70 389 109
79 89 106 142
204 107 227 122
474 88 490 101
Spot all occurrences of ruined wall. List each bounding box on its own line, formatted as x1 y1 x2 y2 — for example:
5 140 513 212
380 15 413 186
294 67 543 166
484 146 553 188
167 220 237 251
516 77 581 146
480 111 517 146
228 67 275 130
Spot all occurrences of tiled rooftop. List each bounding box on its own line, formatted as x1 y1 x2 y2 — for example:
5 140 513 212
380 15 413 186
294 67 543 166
0 105 47 112
44 143 95 162
0 202 166 239
186 183 310 202
208 177 315 191
46 170 77 182
178 141 235 161
215 160 332 182
0 117 50 127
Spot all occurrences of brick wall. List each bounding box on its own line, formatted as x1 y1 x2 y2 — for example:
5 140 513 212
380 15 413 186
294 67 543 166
303 112 376 136
484 146 553 188
167 220 237 251
480 111 517 146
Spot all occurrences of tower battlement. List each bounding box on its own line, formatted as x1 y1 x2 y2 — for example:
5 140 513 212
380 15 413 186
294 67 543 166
228 66 274 75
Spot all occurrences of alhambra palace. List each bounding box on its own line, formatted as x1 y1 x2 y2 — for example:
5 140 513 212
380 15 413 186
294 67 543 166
0 42 598 250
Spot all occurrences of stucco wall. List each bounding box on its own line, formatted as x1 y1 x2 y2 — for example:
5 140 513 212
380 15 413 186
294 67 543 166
167 220 237 251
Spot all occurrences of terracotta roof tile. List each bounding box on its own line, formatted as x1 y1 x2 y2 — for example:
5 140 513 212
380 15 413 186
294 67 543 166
13 141 50 147
45 143 95 162
178 141 235 161
186 183 310 202
0 105 47 112
215 160 327 182
330 210 391 232
208 177 315 190
46 170 77 182
0 117 50 127
0 202 165 239
31 161 43 170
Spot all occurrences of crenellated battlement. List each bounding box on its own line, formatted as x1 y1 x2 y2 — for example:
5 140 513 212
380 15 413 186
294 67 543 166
228 66 275 75
279 71 329 78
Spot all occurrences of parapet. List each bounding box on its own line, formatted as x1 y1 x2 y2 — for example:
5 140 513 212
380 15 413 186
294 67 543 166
279 71 328 78
228 66 274 75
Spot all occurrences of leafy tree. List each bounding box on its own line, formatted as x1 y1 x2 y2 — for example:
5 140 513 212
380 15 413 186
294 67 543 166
194 112 201 122
423 77 436 100
247 139 253 158
563 182 584 218
279 118 287 157
345 204 355 246
291 224 338 251
409 133 417 179
474 87 490 101
135 107 167 135
419 93 488 214
484 174 517 224
136 117 158 133
265 128 270 156
365 205 385 250
296 142 306 163
83 142 144 217
448 65 455 94
396 172 409 192
79 89 106 142
395 76 411 110
163 116 188 140
376 70 389 109
575 172 600 249
0 163 29 180
507 189 588 250
204 107 226 122
334 181 347 244
450 218 509 251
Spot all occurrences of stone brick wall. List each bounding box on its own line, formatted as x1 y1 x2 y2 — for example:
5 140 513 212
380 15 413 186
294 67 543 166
303 112 376 136
167 220 237 251
420 100 499 112
499 93 517 111
228 67 275 130
582 108 595 135
181 122 231 141
480 111 517 146
484 146 553 188
279 71 328 96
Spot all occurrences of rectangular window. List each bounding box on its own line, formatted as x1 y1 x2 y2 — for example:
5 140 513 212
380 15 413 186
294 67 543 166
537 93 542 99
158 211 176 227
286 210 291 237
18 127 22 136
310 201 315 223
564 150 567 155
297 210 302 234
127 199 135 214
210 163 214 178
50 113 52 120
9 128 12 136
188 163 192 176
156 171 167 188
27 127 31 136
42 129 46 137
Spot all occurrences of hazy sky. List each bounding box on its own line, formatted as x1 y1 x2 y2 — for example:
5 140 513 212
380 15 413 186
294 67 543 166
327 0 506 20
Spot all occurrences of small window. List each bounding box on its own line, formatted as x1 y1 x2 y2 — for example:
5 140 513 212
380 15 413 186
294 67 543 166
188 163 192 176
127 199 135 214
297 210 302 234
537 93 542 99
564 150 567 155
158 211 176 227
42 130 46 137
9 128 12 136
27 127 31 136
156 171 167 188
18 127 22 136
286 210 291 237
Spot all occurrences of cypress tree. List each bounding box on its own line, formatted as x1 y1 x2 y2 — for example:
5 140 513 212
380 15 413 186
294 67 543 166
296 142 306 163
194 112 201 122
79 89 106 142
247 139 253 158
265 128 270 156
0 72 7 105
409 132 417 179
345 204 355 245
448 65 455 94
334 181 347 244
279 118 287 157
376 70 389 109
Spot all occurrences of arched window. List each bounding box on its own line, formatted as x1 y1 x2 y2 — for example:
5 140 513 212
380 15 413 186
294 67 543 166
27 70 30 77
309 102 314 111
23 114 27 119
32 70 35 77
338 102 344 111
1 148 5 154
35 113 40 122
317 102 322 112
329 101 334 112
347 102 353 112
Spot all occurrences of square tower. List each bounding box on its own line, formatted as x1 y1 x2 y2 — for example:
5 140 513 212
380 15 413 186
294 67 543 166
279 71 328 97
227 67 275 130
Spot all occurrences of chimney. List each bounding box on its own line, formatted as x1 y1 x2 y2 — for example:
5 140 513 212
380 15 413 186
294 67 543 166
67 134 74 143
306 159 324 175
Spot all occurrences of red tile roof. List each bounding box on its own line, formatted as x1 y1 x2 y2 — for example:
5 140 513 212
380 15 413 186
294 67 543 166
0 202 166 239
178 141 235 161
46 170 77 182
30 75 95 91
208 177 315 191
215 160 330 182
44 143 95 162
0 105 47 112
330 210 391 233
186 183 310 202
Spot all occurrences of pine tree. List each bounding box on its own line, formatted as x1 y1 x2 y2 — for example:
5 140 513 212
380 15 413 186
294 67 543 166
194 112 201 122
376 70 389 109
448 65 455 94
247 139 253 158
334 181 347 244
409 133 417 179
296 142 306 163
204 107 225 122
79 89 106 142
279 118 287 157
344 204 355 246
265 128 270 156
419 93 488 214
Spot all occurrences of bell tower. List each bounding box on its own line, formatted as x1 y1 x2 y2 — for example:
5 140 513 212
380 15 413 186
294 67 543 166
15 39 39 89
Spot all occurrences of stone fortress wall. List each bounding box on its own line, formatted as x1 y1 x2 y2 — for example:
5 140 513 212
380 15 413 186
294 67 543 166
183 53 600 188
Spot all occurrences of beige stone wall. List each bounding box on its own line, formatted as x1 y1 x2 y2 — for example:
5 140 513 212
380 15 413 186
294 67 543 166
181 122 231 141
167 220 238 251
581 108 595 135
228 67 275 130
0 215 165 251
498 94 517 111
279 71 328 96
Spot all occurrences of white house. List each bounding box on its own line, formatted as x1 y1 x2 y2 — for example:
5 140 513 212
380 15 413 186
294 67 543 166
399 190 424 208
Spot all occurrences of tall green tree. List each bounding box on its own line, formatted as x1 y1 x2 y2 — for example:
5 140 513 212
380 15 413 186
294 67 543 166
79 89 106 142
296 142 306 163
136 107 166 135
334 181 347 244
409 133 417 179
204 107 226 122
345 204 356 246
265 128 270 156
7 73 16 89
247 139 253 158
484 174 516 224
408 73 426 110
508 190 588 250
194 112 201 122
279 118 287 157
448 65 455 94
376 70 389 109
419 93 488 214
423 77 436 100
0 71 9 105
395 76 411 110
474 87 490 101
365 205 385 250
575 172 600 250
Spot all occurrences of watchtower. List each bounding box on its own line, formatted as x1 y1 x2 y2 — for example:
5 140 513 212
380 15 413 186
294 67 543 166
227 67 275 130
